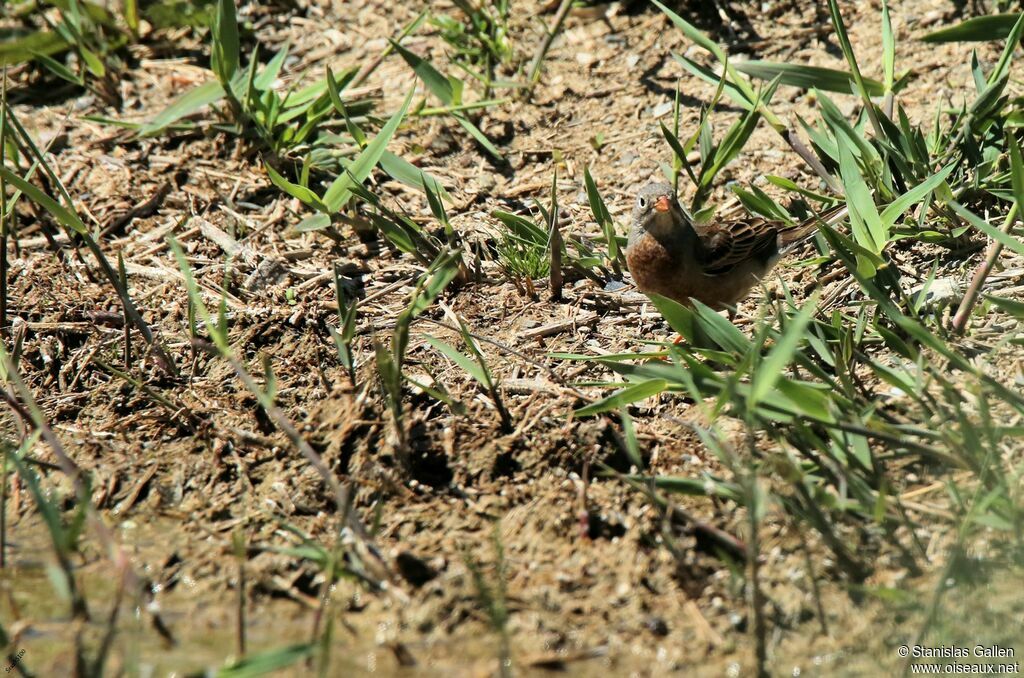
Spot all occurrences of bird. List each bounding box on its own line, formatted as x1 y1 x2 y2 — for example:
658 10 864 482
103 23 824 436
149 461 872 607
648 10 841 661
625 181 842 311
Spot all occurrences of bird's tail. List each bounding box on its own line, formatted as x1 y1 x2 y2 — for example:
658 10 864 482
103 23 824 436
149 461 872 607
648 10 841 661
778 202 849 251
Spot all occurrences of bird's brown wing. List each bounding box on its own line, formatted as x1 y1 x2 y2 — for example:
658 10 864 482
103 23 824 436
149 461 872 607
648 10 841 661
695 217 781 276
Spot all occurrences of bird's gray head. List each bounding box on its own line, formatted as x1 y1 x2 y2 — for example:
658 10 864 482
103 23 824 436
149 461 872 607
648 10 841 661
629 182 689 247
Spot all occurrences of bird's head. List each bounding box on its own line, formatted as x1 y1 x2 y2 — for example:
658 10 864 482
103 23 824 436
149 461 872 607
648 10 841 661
629 182 689 245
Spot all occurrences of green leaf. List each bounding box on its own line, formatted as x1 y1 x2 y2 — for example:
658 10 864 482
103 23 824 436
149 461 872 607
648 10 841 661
0 166 87 234
368 213 418 254
79 45 105 78
139 79 225 137
879 165 953 227
619 408 643 470
0 30 67 66
660 120 688 165
378 151 451 203
210 0 240 84
492 210 547 245
425 336 489 384
653 0 727 63
584 167 617 261
407 250 462 318
765 175 834 203
986 294 1024 318
881 1 895 91
826 0 885 136
31 50 84 86
731 185 792 223
575 379 668 417
215 643 314 677
253 43 289 91
699 96 764 190
949 201 1024 256
623 473 743 502
647 294 697 340
838 140 885 255
265 164 328 212
817 91 880 169
988 12 1024 86
773 379 835 423
295 213 332 232
921 13 1022 43
454 114 503 159
390 40 454 105
733 61 883 95
691 299 754 354
1009 131 1024 209
749 293 819 406
322 87 415 211
673 54 754 112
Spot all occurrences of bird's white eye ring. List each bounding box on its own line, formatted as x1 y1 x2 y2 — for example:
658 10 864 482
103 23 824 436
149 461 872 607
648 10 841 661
638 196 648 209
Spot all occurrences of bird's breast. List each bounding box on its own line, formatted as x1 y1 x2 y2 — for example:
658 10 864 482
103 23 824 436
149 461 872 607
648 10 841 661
625 232 770 310
625 232 697 300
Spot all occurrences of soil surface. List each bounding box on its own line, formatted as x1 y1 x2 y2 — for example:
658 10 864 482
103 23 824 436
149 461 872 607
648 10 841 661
2 0 1023 676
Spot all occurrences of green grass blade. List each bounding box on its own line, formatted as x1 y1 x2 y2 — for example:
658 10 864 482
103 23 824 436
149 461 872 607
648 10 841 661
921 13 1022 43
425 336 489 385
210 0 239 84
31 50 84 86
826 0 884 137
390 40 454 105
454 114 503 159
838 140 885 254
881 1 895 92
673 54 754 112
949 201 1024 256
139 79 225 137
378 151 451 203
749 292 820 406
0 30 67 66
322 87 415 211
0 165 86 234
988 12 1024 86
253 43 289 91
214 643 314 678
733 61 883 95
265 164 329 212
879 164 953 227
575 379 668 417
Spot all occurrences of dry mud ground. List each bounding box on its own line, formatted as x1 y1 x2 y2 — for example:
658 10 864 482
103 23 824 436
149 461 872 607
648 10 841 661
2 0 1024 676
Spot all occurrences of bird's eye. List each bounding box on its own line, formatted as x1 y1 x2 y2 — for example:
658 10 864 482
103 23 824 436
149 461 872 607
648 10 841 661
637 196 648 209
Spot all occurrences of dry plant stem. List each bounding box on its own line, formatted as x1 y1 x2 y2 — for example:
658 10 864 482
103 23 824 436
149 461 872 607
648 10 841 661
4 109 177 376
91 571 127 676
0 443 6 569
1 70 8 342
413 317 590 399
671 504 747 561
1 361 149 603
235 535 247 657
951 203 1018 333
745 433 767 678
199 341 387 574
620 467 749 561
798 531 829 636
784 129 842 193
548 220 563 302
527 0 573 94
350 10 422 89
216 345 346 512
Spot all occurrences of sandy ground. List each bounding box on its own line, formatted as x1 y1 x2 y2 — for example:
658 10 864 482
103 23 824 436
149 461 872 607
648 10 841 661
2 0 1023 675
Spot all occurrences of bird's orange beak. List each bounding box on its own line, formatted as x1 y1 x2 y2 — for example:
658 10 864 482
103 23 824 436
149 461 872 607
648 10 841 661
654 195 671 213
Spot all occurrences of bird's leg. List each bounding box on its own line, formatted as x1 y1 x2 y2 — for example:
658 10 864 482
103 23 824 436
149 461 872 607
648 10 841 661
648 334 685 362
